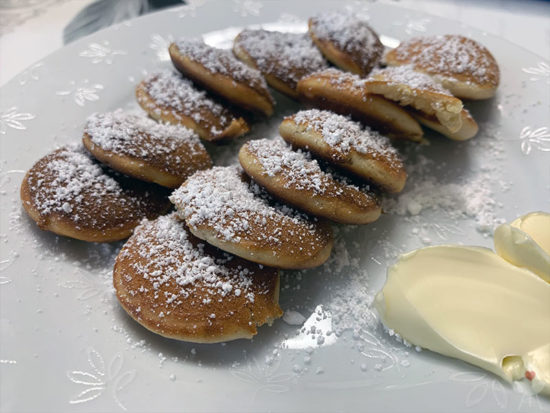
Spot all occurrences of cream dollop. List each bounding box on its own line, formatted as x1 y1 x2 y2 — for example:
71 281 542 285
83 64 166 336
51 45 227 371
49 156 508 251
375 212 550 396
494 212 550 282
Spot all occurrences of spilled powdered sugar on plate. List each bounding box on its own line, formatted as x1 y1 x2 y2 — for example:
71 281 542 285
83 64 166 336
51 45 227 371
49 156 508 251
384 120 508 238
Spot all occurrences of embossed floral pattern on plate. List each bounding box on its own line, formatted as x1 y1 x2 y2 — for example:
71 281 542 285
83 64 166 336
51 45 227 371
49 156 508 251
0 107 34 134
79 42 127 64
68 348 136 411
519 126 550 154
56 80 104 107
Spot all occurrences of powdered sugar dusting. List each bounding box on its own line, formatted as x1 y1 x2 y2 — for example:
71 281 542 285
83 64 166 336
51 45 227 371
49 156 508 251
315 67 373 94
170 166 326 251
385 173 503 233
368 65 451 95
234 30 327 88
246 137 356 195
291 109 402 170
392 35 498 86
173 39 272 101
85 110 208 175
138 70 235 136
28 145 118 217
310 10 383 75
23 144 168 229
384 127 508 235
119 213 261 303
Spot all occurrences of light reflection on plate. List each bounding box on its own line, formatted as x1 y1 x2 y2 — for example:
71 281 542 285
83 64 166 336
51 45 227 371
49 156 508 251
282 305 337 350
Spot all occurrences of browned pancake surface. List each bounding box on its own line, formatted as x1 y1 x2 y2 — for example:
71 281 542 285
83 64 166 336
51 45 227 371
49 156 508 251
170 166 333 269
20 145 171 242
297 68 423 142
308 11 383 76
280 109 407 193
114 213 282 342
136 70 249 141
233 29 328 97
365 65 465 133
385 35 499 99
239 138 381 224
83 110 212 188
169 39 274 116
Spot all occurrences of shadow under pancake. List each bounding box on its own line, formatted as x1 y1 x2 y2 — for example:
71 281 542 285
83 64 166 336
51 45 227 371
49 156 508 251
20 209 124 272
463 93 501 125
113 301 286 368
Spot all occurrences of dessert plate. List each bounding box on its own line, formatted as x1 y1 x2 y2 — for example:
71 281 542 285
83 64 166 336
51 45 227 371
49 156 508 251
1 1 549 411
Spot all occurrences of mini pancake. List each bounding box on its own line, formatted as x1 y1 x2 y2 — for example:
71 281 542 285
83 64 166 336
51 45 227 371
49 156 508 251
279 109 407 194
233 29 328 99
83 110 212 188
365 65 465 133
169 39 274 116
239 138 381 224
170 166 333 269
410 108 479 141
296 68 423 142
136 70 249 142
308 11 383 76
113 213 282 343
20 144 171 242
384 35 500 100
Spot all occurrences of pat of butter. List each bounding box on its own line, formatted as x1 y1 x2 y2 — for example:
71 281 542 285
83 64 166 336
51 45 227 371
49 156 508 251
375 245 550 396
512 212 550 254
494 212 550 283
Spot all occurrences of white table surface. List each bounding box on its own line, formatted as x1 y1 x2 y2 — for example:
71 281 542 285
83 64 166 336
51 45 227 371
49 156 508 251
0 0 549 88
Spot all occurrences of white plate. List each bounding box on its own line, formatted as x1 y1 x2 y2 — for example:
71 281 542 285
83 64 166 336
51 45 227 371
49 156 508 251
1 1 549 411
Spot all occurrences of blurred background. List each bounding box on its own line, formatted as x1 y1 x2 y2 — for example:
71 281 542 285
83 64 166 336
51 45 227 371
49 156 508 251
0 0 549 86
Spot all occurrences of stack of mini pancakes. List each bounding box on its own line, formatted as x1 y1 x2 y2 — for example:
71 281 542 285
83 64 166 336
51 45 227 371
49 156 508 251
20 10 499 343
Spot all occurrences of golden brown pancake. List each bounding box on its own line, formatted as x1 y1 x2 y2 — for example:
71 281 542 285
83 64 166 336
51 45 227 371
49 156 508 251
239 138 381 224
136 70 249 142
20 145 171 242
83 110 212 188
279 109 407 194
170 165 334 269
365 65 465 133
114 213 282 343
308 11 383 76
296 68 423 142
384 35 500 100
411 108 479 141
169 39 274 116
233 29 328 99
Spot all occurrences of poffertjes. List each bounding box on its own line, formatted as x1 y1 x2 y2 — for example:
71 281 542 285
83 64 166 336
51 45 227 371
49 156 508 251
169 39 274 116
411 108 479 141
20 144 171 242
297 68 423 142
114 213 282 343
308 11 383 76
239 138 381 224
170 165 334 269
83 110 212 188
136 70 249 142
280 109 407 194
384 35 500 100
364 65 478 140
233 29 328 99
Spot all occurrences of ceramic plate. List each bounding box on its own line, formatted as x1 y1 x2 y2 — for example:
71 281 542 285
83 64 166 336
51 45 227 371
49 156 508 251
1 1 549 411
